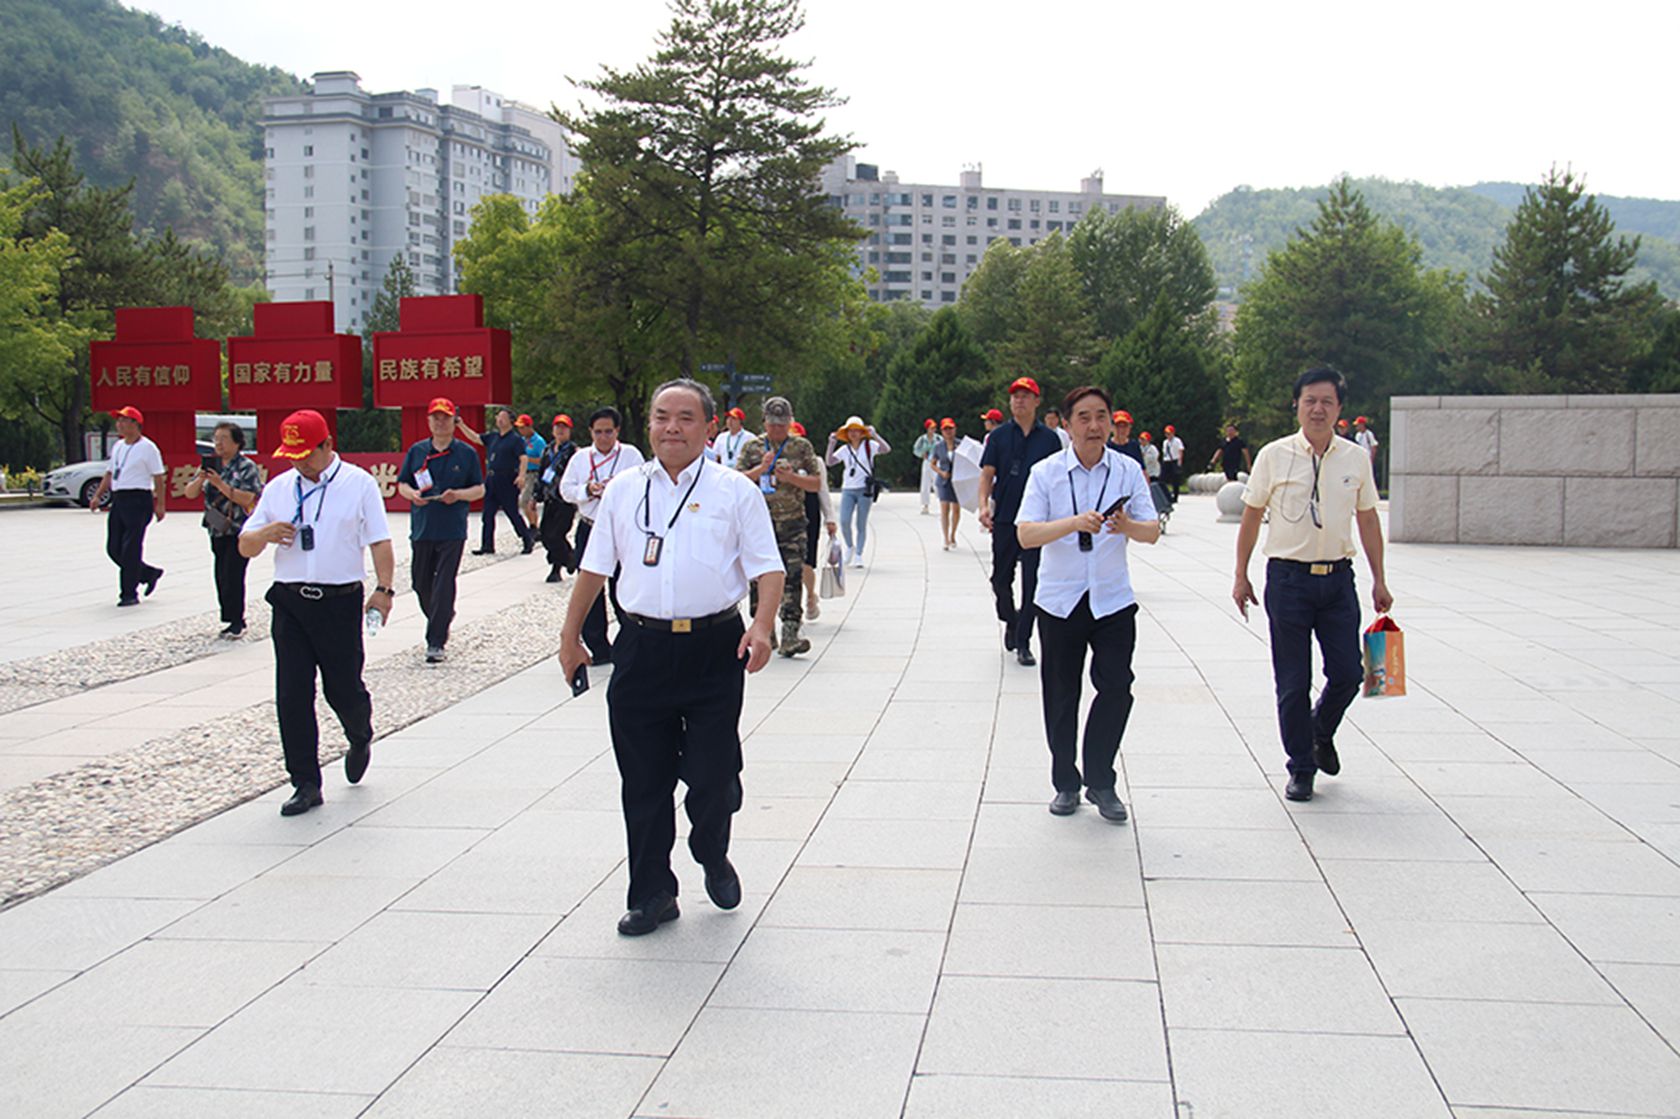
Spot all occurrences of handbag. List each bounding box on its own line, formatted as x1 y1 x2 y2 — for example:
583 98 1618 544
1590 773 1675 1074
1362 616 1406 698
820 537 846 598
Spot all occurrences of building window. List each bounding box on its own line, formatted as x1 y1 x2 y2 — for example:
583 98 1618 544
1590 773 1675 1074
303 145 314 156
1048 200 1060 213
921 252 933 262
987 218 997 228
942 195 956 208
941 272 956 284
303 206 314 218
921 193 933 206
967 235 977 245
1007 198 1021 211
302 247 315 260
304 288 315 300
941 291 956 303
967 196 978 210
303 185 314 199
986 197 998 210
1007 219 1021 230
303 226 315 240
941 234 955 245
1029 199 1040 212
942 216 955 227
966 254 977 263
302 165 313 179
1030 219 1040 230
921 233 933 244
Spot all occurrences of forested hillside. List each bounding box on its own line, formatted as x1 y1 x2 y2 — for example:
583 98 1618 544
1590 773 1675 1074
0 0 301 282
1194 178 1680 301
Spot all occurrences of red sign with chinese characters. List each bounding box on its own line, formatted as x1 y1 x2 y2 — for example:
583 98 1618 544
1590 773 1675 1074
372 294 511 409
227 302 362 411
90 307 222 511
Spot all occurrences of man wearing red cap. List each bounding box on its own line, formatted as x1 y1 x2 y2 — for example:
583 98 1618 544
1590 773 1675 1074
913 418 939 515
709 407 751 470
1353 415 1379 471
240 410 396 816
537 414 580 582
1161 425 1185 500
979 376 1062 666
473 407 534 556
980 407 1004 442
89 405 167 607
397 398 486 663
1109 410 1144 469
516 413 548 530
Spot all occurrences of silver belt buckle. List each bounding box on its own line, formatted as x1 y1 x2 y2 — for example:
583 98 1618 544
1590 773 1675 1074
300 585 324 600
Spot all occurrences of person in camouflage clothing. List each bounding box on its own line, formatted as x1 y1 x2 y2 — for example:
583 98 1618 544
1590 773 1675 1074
737 396 823 656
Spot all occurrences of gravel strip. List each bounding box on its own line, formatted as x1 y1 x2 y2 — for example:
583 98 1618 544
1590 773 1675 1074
0 546 519 716
0 560 573 908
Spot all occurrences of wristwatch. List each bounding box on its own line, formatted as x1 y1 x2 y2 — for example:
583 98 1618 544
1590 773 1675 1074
374 585 395 596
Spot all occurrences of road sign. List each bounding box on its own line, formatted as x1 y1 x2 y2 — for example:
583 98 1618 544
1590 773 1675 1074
735 374 774 390
699 362 732 373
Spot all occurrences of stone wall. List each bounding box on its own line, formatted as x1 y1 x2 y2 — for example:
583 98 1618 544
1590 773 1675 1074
1388 394 1680 547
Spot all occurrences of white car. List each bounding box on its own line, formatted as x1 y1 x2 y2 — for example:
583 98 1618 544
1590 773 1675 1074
40 441 220 507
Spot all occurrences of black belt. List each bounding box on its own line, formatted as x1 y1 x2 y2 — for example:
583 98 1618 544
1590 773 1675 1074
1269 558 1352 575
274 581 363 600
625 607 740 634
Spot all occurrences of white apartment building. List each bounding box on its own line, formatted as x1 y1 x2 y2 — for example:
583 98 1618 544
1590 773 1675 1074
263 71 555 333
451 85 581 197
820 157 1166 307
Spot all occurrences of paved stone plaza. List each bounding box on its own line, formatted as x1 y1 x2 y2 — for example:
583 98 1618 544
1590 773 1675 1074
2 496 1679 1118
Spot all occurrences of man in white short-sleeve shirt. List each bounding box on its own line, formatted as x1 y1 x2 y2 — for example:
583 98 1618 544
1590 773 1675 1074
1233 368 1393 803
91 405 167 606
240 409 395 817
559 379 781 938
1016 385 1160 823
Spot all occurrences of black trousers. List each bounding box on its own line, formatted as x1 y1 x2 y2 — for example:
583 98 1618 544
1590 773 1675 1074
539 498 577 571
606 614 746 907
573 519 623 657
412 538 465 648
106 490 160 601
267 583 374 790
480 472 529 550
1037 597 1138 793
209 534 250 625
1161 460 1182 499
991 524 1041 650
1264 560 1363 777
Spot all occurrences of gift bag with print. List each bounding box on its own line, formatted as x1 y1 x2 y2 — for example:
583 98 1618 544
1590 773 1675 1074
1362 616 1406 698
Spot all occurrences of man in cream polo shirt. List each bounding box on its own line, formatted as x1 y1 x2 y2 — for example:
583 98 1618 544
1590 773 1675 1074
1233 367 1393 802
241 409 396 817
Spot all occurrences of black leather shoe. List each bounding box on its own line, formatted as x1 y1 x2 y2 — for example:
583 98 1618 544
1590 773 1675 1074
1003 629 1015 652
345 739 371 784
143 569 162 596
1049 790 1079 816
522 537 535 554
704 858 742 910
1314 737 1341 777
280 786 323 816
617 893 679 936
1016 647 1036 667
1085 787 1129 822
1285 773 1315 802
117 596 140 607
470 547 492 556
545 567 562 583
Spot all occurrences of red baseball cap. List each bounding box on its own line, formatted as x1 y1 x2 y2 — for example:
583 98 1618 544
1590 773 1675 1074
552 413 573 428
924 418 936 429
1164 425 1175 434
427 397 456 417
1113 410 1133 425
790 421 808 437
111 405 144 424
1140 431 1152 442
982 408 1004 422
272 409 331 460
515 413 534 427
727 407 746 421
1008 376 1041 397
940 417 956 429
1355 415 1369 424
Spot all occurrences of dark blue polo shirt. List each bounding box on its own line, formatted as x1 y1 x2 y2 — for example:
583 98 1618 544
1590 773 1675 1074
1111 439 1145 468
398 438 484 541
981 419 1062 525
483 429 526 477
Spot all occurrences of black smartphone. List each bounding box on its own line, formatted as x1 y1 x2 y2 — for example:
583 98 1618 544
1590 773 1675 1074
200 455 219 473
570 664 590 697
1081 494 1132 551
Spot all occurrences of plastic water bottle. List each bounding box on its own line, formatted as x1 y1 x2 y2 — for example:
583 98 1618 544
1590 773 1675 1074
364 606 384 638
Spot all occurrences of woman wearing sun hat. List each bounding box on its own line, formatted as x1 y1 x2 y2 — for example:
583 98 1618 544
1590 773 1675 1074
825 415 891 568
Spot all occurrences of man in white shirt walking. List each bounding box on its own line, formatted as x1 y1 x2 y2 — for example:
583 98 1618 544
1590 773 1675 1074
559 379 782 937
90 405 167 607
1017 386 1159 822
240 409 396 816
1161 425 1185 500
1233 368 1393 802
559 407 646 664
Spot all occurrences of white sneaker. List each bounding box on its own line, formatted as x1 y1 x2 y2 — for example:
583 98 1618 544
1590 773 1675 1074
806 598 821 620
849 556 865 569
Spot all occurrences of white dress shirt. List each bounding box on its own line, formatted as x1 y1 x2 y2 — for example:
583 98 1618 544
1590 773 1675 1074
1018 446 1157 620
708 428 751 470
559 441 646 522
110 436 165 490
1163 435 1184 464
581 454 781 620
242 455 392 584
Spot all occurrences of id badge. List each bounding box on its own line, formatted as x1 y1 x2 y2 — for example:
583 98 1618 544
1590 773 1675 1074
541 465 557 484
759 474 777 494
412 467 433 492
299 525 315 552
643 534 663 566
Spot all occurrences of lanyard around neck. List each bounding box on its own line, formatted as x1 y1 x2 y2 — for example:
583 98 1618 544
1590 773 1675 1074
1067 460 1112 517
590 447 621 483
641 458 705 537
293 462 341 525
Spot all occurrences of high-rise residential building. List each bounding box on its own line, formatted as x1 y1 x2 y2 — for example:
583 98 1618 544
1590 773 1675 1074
820 156 1167 307
263 71 555 333
451 85 581 197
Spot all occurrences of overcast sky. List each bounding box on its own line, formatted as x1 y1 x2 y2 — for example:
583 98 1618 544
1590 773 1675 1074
137 0 1675 214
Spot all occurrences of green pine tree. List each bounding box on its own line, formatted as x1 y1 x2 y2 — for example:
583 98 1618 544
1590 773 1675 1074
1097 295 1227 465
874 308 990 479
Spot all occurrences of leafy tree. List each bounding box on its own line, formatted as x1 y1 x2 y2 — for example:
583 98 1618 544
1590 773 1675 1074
1230 178 1461 442
338 255 414 451
960 234 1096 399
1069 204 1218 342
1633 307 1680 394
958 238 1029 357
1466 167 1666 393
557 0 862 379
873 308 990 482
0 175 76 467
1096 295 1227 465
